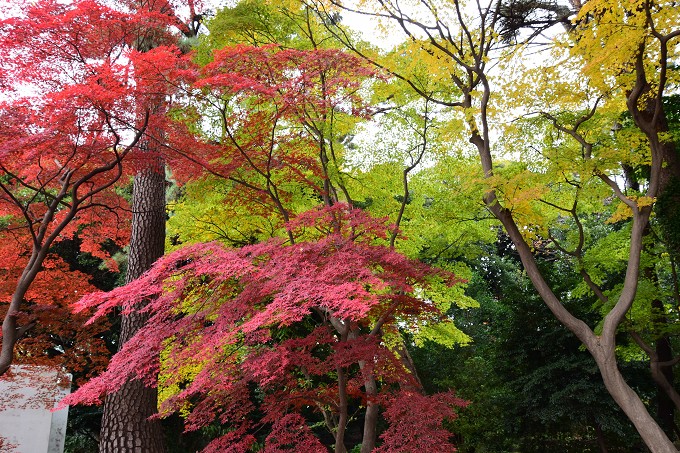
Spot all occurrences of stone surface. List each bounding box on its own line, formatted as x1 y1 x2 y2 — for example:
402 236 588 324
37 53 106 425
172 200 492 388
0 365 71 453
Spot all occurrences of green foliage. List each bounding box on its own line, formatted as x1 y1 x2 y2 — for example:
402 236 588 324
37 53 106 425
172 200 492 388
656 177 680 259
167 177 301 249
197 0 355 64
412 243 651 452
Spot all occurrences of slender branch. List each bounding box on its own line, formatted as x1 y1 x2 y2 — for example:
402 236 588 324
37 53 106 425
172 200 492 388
390 100 430 247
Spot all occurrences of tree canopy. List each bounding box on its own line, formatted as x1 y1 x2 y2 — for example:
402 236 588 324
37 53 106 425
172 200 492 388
1 0 679 452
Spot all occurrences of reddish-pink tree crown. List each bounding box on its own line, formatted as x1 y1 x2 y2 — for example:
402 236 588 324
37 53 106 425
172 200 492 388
63 204 465 451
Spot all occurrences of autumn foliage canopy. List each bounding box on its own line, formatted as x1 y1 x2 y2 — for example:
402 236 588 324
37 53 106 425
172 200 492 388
0 0 468 450
61 204 466 451
0 0 207 375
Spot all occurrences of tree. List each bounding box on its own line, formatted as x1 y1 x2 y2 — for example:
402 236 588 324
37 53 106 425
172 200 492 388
94 0 205 451
0 0 160 375
413 238 651 452
171 42 400 452
63 204 467 453
0 2 207 451
306 0 680 450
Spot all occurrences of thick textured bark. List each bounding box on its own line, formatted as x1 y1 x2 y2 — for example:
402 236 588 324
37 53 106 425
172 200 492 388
99 157 166 453
97 0 199 448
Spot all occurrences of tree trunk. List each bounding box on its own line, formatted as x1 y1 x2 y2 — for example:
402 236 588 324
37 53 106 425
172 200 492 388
485 198 677 452
335 367 349 453
648 285 679 440
342 328 378 453
594 420 609 453
655 334 677 438
593 339 678 453
99 156 167 453
360 374 379 453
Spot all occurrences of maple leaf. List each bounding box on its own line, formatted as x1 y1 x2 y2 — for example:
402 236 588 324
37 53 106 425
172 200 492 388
62 204 463 451
376 390 468 453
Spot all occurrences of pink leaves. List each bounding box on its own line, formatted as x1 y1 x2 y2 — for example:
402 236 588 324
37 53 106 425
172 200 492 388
263 413 327 453
201 427 256 453
287 202 393 242
65 205 462 451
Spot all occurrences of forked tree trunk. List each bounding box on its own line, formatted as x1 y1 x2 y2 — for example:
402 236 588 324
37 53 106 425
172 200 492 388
481 180 677 452
99 157 167 453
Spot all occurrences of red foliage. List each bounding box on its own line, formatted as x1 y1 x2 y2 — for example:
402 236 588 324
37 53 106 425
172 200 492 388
63 204 465 451
0 0 205 375
376 391 469 453
164 45 378 227
201 426 256 453
263 413 327 453
0 0 215 384
0 237 113 383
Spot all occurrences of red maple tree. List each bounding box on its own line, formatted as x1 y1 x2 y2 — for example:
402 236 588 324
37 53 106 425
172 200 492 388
0 0 198 375
63 204 467 452
53 39 467 450
163 44 378 237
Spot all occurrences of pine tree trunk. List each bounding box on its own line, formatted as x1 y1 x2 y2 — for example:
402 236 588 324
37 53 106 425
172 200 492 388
99 156 166 453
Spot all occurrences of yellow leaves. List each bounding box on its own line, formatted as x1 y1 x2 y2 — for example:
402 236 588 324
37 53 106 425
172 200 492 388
652 0 680 34
607 200 632 224
381 39 462 95
606 196 656 223
572 0 679 93
157 336 201 417
498 171 548 207
485 164 550 239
